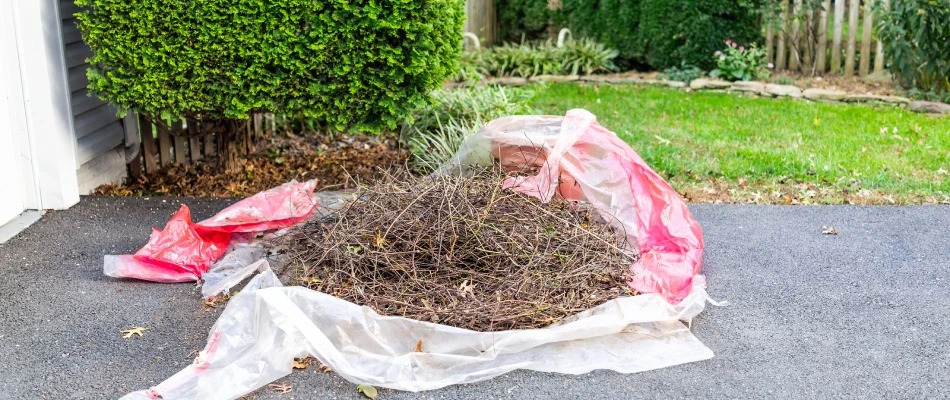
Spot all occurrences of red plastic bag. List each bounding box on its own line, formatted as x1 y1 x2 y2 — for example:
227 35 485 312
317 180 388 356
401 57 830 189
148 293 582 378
198 179 319 233
104 180 319 283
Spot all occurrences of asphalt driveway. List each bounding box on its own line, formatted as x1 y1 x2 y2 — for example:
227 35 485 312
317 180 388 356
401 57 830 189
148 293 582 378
0 196 947 399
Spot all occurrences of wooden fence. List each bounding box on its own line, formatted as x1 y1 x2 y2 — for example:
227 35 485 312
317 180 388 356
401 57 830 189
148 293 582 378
128 113 275 177
764 0 888 76
465 0 496 48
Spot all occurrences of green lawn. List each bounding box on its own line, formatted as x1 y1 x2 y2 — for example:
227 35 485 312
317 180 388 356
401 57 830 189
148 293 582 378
529 83 949 204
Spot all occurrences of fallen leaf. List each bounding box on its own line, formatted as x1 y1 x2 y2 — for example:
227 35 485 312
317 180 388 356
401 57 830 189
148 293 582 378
268 383 292 394
122 326 148 339
821 226 838 235
293 357 310 369
357 384 378 400
414 339 423 353
319 362 333 373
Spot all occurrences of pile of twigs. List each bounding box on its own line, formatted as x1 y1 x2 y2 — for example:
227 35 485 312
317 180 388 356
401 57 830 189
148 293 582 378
278 167 637 331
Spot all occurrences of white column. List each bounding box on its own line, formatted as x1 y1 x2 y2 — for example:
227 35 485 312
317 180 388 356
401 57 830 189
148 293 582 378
4 0 80 209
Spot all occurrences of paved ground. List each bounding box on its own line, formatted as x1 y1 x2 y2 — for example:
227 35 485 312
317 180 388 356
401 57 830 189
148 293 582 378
0 196 948 399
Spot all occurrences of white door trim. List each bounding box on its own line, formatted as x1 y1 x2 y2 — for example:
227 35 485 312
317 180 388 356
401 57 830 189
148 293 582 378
2 0 80 210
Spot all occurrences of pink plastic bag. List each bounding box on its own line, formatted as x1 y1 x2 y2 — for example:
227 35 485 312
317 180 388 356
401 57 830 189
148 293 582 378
446 109 703 303
198 179 320 233
104 180 319 282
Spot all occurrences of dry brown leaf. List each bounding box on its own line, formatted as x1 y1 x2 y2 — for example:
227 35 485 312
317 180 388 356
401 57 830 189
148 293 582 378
121 326 148 339
292 357 311 369
413 339 423 353
268 383 292 394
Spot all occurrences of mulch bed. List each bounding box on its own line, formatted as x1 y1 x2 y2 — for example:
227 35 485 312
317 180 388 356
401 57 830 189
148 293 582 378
276 167 637 331
95 133 409 198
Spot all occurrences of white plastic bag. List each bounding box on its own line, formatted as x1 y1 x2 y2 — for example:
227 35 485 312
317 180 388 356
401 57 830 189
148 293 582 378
123 268 712 399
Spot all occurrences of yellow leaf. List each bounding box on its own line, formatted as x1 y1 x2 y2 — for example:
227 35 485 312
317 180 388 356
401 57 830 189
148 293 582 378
122 326 148 339
374 232 386 248
357 384 378 400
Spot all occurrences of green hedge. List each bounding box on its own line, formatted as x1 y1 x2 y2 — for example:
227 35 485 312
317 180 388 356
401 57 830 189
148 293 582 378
878 0 950 95
562 0 644 69
76 0 465 132
494 0 761 71
639 0 761 70
496 0 558 42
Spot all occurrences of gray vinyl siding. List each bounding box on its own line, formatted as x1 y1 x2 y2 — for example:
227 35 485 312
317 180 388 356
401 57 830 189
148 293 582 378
60 0 124 166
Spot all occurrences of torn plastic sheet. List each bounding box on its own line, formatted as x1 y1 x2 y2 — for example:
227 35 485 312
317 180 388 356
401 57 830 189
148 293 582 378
103 179 318 283
122 267 713 400
119 109 715 399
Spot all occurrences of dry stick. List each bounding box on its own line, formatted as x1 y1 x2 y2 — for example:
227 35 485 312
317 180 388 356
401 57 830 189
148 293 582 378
281 167 632 331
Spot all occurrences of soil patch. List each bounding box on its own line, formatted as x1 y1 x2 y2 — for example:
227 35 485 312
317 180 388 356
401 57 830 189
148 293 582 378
95 134 409 198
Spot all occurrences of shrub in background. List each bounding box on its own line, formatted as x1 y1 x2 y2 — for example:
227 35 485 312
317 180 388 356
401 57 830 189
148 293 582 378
639 0 761 70
878 0 950 95
496 0 561 42
76 0 465 134
404 85 536 172
460 38 618 79
661 63 705 82
561 0 644 70
561 38 619 75
711 40 770 81
486 41 566 77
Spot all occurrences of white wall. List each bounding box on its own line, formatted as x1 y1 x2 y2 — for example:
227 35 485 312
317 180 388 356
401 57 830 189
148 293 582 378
1 0 81 210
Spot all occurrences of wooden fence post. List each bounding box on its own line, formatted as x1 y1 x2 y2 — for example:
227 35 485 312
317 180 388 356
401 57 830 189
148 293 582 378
859 0 875 76
831 0 845 73
139 114 158 174
816 0 830 73
157 119 172 167
844 0 859 76
172 120 187 165
187 121 202 162
803 7 814 73
776 0 789 70
873 0 889 74
789 0 802 70
465 0 496 48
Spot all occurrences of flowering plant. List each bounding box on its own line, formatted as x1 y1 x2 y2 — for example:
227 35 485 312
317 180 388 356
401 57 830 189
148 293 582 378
710 40 771 81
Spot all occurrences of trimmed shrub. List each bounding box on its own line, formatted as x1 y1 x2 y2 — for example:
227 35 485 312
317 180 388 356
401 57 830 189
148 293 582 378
878 0 950 94
639 0 761 71
76 0 465 132
561 0 644 69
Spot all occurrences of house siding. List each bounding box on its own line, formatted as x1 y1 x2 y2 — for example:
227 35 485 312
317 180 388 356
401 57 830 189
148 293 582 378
60 0 127 191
